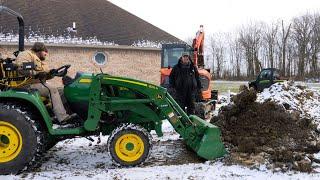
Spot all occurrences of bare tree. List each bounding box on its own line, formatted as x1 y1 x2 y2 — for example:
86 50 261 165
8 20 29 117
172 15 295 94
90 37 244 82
208 34 225 79
263 22 279 69
310 13 320 77
229 35 243 79
239 22 263 77
201 12 320 80
208 35 216 77
280 21 291 76
286 37 297 77
215 46 224 79
292 14 313 79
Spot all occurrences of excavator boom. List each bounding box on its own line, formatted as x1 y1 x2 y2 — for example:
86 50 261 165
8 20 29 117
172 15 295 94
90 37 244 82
192 25 205 67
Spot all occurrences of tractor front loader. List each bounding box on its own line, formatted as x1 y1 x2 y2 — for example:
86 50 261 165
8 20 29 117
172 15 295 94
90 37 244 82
0 71 226 174
0 6 226 175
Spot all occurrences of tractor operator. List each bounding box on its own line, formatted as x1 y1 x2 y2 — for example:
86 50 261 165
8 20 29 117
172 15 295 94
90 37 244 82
169 52 202 115
15 42 76 123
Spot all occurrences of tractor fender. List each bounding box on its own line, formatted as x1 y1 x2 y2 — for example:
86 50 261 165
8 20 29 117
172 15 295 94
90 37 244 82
0 90 53 132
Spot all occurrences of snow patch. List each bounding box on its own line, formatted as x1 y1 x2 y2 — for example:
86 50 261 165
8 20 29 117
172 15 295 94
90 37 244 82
0 32 116 46
257 81 320 125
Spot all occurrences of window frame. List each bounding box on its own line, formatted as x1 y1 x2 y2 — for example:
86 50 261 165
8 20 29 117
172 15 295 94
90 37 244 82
93 52 107 65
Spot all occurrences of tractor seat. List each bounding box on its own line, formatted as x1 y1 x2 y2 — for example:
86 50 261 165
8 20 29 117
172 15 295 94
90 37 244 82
74 71 84 80
62 71 84 86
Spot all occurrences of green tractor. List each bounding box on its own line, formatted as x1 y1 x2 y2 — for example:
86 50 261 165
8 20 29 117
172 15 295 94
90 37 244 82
0 6 226 175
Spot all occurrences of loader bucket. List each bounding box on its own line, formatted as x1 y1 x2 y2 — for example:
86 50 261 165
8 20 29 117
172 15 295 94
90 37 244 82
164 92 226 160
188 115 226 159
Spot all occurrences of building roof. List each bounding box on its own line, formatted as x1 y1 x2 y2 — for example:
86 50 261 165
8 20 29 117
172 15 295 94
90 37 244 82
0 0 182 46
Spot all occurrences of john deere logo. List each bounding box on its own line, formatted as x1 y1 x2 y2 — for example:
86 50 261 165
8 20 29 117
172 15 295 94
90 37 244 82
156 94 163 99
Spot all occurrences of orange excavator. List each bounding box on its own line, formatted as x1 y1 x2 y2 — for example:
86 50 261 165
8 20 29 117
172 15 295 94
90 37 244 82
160 25 218 119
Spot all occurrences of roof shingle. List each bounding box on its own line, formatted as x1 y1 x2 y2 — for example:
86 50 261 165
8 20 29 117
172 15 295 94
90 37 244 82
0 0 182 45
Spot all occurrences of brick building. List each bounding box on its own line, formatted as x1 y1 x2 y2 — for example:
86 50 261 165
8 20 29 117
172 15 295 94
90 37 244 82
0 0 182 85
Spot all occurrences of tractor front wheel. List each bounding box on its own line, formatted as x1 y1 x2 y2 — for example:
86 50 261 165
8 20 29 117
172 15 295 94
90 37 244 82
107 124 152 166
0 104 45 175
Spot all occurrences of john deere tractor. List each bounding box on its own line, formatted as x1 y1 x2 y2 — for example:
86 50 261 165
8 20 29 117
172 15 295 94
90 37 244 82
0 6 226 175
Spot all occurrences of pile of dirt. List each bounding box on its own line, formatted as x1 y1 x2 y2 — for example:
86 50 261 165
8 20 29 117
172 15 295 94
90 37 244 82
257 81 320 128
211 85 320 172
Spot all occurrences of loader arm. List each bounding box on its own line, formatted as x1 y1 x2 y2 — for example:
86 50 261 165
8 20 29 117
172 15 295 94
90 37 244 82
85 74 226 160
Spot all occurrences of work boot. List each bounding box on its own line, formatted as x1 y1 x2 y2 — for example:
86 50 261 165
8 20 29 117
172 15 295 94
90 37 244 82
58 113 78 125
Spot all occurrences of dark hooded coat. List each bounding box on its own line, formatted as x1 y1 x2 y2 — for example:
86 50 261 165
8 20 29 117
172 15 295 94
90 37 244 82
169 57 201 92
169 56 202 114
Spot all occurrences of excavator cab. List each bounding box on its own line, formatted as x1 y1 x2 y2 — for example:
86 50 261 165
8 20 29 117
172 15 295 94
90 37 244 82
161 43 192 68
160 43 192 88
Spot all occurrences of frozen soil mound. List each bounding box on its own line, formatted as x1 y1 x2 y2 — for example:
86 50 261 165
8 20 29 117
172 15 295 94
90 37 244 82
211 85 320 172
257 81 320 128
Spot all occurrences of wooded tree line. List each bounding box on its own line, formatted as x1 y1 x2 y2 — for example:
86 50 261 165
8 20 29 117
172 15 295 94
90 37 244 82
205 13 320 80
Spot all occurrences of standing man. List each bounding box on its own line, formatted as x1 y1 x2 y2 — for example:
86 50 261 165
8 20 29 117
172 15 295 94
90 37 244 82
169 52 202 115
16 42 76 123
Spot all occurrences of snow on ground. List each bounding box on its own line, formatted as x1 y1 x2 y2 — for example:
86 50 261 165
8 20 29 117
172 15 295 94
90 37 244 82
1 119 320 179
2 83 320 179
257 81 320 126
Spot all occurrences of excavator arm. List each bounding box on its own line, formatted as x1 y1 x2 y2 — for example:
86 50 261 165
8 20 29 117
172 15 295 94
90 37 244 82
192 25 205 67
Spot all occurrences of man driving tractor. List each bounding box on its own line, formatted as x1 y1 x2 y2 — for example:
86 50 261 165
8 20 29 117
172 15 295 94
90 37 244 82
15 42 76 123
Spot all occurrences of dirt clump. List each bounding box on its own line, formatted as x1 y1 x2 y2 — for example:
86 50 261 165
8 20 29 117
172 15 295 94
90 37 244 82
211 86 320 172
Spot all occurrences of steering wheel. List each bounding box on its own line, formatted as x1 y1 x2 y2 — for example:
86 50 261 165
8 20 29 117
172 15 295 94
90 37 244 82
51 64 71 77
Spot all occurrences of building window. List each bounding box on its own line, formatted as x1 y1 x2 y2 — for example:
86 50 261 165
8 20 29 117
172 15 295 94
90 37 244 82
93 52 107 65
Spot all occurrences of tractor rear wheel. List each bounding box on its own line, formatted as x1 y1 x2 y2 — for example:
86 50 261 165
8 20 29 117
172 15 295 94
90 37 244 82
107 123 152 166
0 104 46 175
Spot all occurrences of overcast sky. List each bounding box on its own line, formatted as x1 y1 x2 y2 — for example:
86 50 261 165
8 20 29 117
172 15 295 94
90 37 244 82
109 0 320 40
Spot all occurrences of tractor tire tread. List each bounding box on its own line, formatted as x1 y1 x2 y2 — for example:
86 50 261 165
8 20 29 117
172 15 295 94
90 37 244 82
107 123 152 167
0 103 47 175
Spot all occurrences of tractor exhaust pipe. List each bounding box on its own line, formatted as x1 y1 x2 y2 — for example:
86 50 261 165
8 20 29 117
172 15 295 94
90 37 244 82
0 6 24 52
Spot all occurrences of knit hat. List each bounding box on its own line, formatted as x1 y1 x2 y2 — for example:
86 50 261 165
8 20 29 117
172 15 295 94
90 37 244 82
181 52 189 57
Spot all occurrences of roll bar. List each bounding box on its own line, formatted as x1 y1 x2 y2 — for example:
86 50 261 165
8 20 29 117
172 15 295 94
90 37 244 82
0 6 24 52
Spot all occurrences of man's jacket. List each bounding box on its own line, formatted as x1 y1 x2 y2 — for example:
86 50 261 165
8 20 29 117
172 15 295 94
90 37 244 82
169 57 201 92
15 50 51 84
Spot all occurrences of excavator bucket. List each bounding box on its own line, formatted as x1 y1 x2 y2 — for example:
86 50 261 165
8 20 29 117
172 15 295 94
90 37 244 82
164 93 227 160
